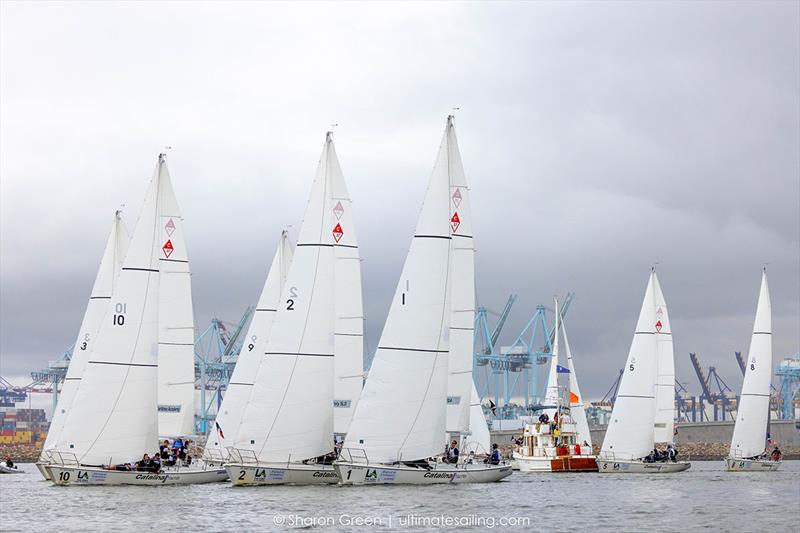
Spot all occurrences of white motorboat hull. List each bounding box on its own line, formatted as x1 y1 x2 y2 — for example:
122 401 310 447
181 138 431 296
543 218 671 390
35 462 52 480
48 465 229 486
333 461 513 485
225 463 339 486
0 464 24 474
597 459 691 473
514 454 552 472
725 457 781 472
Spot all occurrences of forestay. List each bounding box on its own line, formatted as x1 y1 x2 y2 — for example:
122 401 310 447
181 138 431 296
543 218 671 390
206 231 293 457
729 271 772 459
344 116 455 464
234 132 347 462
601 272 658 461
157 160 197 437
652 272 675 443
55 155 169 465
43 211 129 455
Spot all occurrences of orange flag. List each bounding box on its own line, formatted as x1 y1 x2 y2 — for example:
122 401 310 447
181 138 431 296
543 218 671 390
569 391 580 404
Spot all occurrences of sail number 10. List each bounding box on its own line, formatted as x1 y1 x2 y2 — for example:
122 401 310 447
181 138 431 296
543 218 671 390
113 303 127 326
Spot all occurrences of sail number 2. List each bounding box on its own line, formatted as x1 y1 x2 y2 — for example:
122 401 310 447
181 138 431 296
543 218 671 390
286 287 298 311
113 303 127 326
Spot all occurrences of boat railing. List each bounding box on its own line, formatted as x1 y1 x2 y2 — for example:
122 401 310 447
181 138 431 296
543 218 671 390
338 447 369 465
226 447 259 465
203 448 228 465
49 450 80 467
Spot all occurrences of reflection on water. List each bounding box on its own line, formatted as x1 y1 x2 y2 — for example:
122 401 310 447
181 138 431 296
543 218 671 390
2 461 798 532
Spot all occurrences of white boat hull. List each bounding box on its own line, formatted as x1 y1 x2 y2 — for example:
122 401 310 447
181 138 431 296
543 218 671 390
333 461 513 485
597 459 691 473
48 465 229 486
225 463 339 486
725 457 781 472
0 464 24 474
515 455 552 472
35 462 52 480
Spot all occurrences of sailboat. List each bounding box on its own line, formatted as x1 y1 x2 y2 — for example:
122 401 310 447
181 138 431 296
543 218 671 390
597 270 690 473
225 131 362 485
47 154 227 485
726 270 780 471
203 231 293 463
334 116 512 485
513 299 598 472
36 211 129 480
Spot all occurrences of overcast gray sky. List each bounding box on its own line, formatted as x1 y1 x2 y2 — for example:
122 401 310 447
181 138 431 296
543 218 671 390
2 1 798 403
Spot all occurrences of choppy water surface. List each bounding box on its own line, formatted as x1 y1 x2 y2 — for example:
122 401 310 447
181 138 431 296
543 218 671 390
2 461 798 532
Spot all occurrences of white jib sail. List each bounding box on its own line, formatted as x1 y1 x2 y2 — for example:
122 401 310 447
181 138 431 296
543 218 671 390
331 138 364 437
206 231 292 457
652 272 675 443
43 211 129 455
344 116 455 464
157 159 197 437
445 118 475 438
601 272 658 461
562 320 592 447
542 298 561 417
234 132 341 462
55 155 167 465
468 383 491 453
729 271 772 459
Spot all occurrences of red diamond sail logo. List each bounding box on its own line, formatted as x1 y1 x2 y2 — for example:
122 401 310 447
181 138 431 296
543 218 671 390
332 223 344 243
333 201 344 220
450 212 460 233
162 240 174 258
165 218 176 236
655 320 663 333
452 188 462 207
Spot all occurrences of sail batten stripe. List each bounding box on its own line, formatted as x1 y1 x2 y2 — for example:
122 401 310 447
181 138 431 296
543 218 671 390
265 351 334 357
335 332 363 337
159 258 189 263
297 243 334 248
378 346 449 354
158 342 194 346
752 332 771 335
122 267 159 273
255 308 277 312
634 331 655 335
88 361 157 368
89 296 112 300
616 394 655 399
741 393 771 397
413 234 451 240
229 382 254 386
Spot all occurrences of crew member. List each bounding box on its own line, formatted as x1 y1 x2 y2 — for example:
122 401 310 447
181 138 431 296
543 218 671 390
447 440 460 464
485 444 502 465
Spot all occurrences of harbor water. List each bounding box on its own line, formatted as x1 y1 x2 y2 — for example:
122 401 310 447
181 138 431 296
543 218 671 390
2 461 798 532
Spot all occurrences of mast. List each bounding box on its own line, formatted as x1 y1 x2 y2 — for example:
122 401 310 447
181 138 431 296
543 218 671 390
344 116 454 464
543 298 561 416
43 211 129 455
563 320 592 447
729 270 772 459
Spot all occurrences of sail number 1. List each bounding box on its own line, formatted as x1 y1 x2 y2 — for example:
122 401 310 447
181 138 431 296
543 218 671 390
113 303 127 326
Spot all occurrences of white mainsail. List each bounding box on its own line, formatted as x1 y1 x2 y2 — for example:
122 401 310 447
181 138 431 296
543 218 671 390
729 271 773 459
445 118 475 438
601 272 658 461
542 298 562 417
344 116 456 464
43 211 129 455
562 320 592 447
652 272 675 443
332 137 364 437
157 160 197 437
234 132 348 462
205 231 293 457
55 155 170 465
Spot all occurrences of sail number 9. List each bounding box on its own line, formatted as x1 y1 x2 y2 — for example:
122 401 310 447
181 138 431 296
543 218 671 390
113 303 127 326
